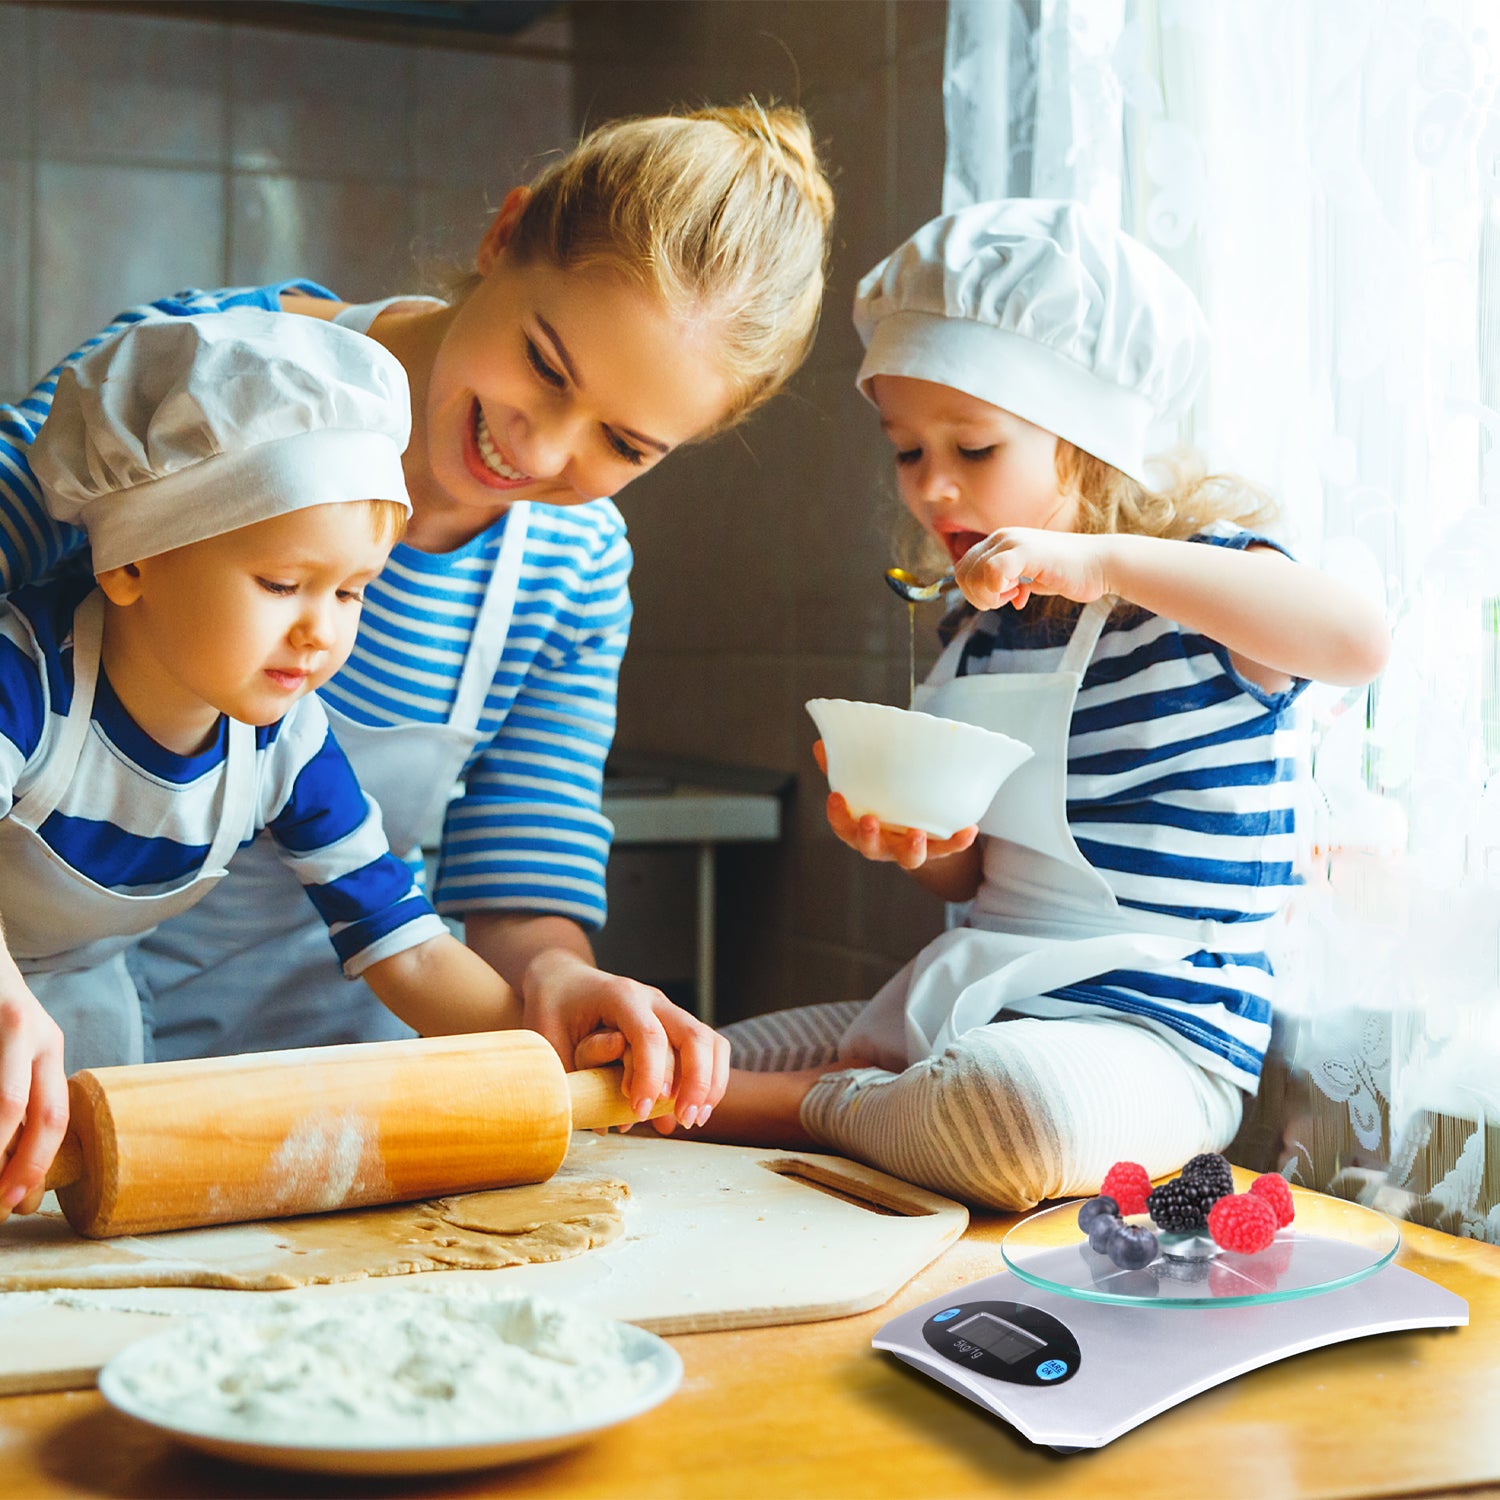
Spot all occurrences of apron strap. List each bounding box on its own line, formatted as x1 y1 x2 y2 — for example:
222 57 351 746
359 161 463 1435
330 295 445 336
449 502 530 733
11 590 106 826
200 717 258 874
1058 597 1113 677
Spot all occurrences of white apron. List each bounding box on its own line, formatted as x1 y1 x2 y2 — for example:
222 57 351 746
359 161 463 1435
839 598 1254 1072
134 501 531 1058
0 591 256 1071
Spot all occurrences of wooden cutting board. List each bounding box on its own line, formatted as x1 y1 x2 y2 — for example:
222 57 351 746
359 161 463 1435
0 1134 968 1395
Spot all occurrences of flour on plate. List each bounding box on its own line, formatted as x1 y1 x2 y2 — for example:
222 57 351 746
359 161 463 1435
109 1289 656 1444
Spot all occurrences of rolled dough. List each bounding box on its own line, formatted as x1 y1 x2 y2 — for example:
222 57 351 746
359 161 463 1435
0 1170 628 1292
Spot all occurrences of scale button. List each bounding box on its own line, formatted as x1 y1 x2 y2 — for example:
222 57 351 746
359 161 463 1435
932 1308 962 1323
1036 1360 1068 1381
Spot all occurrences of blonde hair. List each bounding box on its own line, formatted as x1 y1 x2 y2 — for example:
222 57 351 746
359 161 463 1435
357 497 410 548
503 100 834 431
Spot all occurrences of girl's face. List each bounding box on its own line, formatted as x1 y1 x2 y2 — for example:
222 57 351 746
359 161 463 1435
418 190 736 521
871 375 1077 564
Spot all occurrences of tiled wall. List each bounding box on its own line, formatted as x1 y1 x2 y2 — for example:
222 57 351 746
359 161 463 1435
573 1 952 1023
0 2 573 401
0 0 950 1028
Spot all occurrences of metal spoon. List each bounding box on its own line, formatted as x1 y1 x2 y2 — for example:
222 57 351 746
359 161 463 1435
883 566 954 603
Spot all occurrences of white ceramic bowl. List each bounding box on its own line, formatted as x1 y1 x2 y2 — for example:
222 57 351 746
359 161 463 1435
806 698 1034 838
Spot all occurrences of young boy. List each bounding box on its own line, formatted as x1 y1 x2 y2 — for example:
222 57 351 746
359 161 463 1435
0 310 538 1217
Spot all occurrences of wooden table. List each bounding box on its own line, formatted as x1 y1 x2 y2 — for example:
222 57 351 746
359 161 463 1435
2 1209 1498 1500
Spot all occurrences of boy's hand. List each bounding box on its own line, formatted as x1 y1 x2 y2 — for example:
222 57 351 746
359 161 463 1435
0 978 68 1221
815 740 978 869
521 951 729 1130
956 527 1111 612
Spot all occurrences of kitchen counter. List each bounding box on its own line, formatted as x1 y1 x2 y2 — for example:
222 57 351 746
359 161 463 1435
3 1206 1498 1499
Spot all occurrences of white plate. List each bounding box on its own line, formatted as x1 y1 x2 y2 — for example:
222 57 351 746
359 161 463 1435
97 1312 682 1477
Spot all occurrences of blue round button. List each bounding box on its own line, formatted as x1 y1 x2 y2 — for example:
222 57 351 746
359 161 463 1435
932 1308 962 1323
1036 1359 1068 1381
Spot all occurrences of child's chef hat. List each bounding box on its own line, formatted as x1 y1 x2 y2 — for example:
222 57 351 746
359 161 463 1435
31 308 411 571
853 199 1208 485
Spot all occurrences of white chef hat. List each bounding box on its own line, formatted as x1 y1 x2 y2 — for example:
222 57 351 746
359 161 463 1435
31 307 412 571
853 199 1208 485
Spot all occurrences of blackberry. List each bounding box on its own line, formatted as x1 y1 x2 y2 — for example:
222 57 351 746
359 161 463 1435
1077 1195 1119 1233
1146 1176 1222 1233
1180 1152 1234 1201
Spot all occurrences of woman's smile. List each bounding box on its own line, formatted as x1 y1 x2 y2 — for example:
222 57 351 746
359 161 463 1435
463 399 535 491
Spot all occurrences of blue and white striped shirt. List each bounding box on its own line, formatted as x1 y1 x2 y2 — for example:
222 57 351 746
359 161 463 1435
954 527 1305 1091
0 577 446 974
0 285 631 929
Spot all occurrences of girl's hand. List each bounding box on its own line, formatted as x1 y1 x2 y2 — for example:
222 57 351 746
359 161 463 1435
957 527 1111 612
520 951 729 1130
0 978 68 1221
814 741 978 869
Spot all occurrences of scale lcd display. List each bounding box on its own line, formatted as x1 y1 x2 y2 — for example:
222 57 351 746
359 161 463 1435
951 1312 1046 1365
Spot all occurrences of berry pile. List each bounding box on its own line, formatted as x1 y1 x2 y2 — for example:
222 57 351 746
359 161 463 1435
1074 1156 1296 1265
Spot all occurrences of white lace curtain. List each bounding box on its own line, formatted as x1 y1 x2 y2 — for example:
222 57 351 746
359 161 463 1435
945 0 1500 1239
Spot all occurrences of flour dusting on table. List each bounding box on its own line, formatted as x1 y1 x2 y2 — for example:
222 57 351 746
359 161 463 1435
107 1289 657 1444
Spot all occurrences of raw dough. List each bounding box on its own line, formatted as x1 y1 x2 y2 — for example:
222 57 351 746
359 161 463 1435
0 1170 628 1292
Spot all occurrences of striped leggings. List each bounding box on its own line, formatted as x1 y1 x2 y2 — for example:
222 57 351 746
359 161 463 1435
720 1002 1244 1212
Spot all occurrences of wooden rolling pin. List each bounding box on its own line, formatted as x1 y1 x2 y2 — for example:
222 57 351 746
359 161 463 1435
40 1030 666 1239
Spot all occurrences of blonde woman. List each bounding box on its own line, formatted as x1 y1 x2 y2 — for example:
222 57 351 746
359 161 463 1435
0 103 833 1162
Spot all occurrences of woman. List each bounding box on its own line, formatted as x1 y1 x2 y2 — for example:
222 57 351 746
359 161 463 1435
0 101 834 1148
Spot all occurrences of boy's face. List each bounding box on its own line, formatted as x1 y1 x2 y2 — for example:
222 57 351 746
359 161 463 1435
102 503 391 736
871 375 1078 565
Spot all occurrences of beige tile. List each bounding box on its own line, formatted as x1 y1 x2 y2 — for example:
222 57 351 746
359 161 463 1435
230 176 416 303
0 5 32 159
229 27 411 181
36 7 228 166
0 159 30 401
35 163 225 373
413 48 573 191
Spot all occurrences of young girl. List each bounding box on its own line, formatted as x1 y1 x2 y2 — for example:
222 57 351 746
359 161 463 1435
0 102 832 1132
693 199 1389 1211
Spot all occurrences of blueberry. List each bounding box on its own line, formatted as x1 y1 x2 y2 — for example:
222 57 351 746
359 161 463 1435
1086 1212 1122 1253
1077 1195 1119 1232
1107 1224 1159 1271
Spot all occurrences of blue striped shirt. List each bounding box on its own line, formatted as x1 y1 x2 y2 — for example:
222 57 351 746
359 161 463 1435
0 577 446 974
954 527 1305 1090
0 285 631 929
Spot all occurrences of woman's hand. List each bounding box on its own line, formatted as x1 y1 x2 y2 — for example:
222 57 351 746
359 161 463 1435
520 950 730 1130
815 740 978 869
956 527 1111 612
0 974 68 1221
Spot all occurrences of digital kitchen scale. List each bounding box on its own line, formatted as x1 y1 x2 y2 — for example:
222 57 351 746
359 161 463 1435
873 1193 1467 1450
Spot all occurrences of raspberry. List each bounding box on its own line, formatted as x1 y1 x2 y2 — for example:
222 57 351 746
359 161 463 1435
1248 1172 1296 1228
1100 1161 1152 1217
1207 1192 1277 1255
